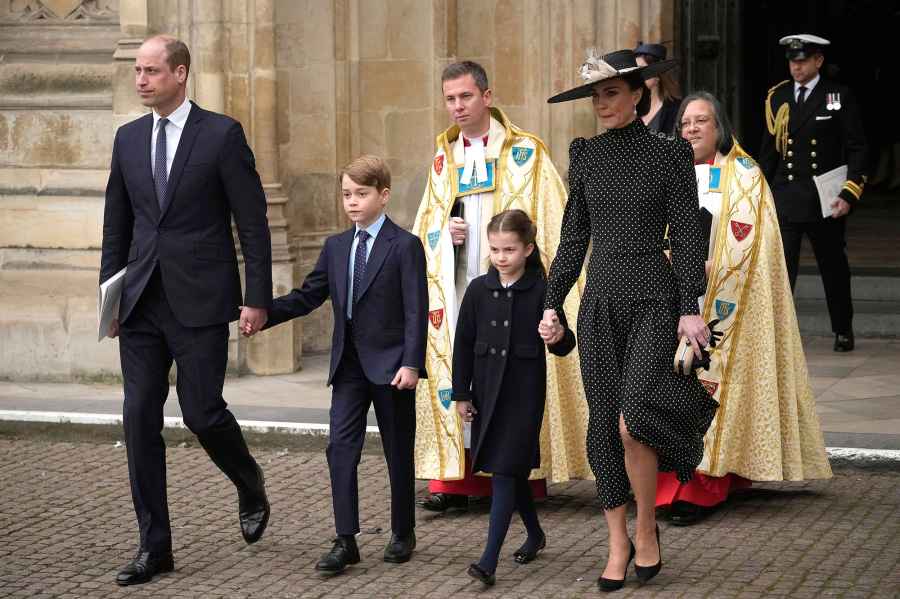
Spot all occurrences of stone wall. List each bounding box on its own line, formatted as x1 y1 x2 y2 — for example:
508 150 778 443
0 0 674 380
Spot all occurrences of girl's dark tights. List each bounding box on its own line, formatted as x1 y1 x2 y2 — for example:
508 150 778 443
476 473 545 574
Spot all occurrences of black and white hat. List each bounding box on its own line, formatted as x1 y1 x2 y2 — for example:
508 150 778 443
780 34 830 60
547 48 677 104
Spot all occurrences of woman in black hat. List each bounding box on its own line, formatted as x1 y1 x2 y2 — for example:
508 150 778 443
634 42 682 135
542 49 718 592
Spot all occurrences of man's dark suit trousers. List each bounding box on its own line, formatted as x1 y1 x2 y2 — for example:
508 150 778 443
119 266 246 553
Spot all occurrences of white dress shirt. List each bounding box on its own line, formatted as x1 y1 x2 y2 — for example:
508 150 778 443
151 97 192 177
795 74 820 103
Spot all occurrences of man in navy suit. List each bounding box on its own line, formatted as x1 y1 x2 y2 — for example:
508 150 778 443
257 155 428 574
99 35 272 586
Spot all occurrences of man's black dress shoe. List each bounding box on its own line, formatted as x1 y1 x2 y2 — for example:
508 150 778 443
467 561 496 586
115 551 174 586
239 463 270 544
513 533 546 564
834 332 855 352
418 493 468 512
315 536 360 573
383 531 416 563
669 501 713 526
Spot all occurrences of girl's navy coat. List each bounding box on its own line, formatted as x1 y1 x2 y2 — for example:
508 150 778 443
452 266 576 477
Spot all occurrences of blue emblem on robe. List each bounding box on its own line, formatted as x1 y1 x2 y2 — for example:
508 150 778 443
456 160 496 196
438 388 453 410
512 146 534 166
715 299 737 320
709 167 722 191
736 156 755 170
427 230 440 250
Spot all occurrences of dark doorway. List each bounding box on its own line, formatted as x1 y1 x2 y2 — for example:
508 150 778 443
680 0 900 272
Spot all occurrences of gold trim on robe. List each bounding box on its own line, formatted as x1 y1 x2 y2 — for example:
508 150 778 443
412 107 591 482
697 142 832 481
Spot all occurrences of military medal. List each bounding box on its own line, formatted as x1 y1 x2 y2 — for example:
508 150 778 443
833 91 841 111
826 93 834 111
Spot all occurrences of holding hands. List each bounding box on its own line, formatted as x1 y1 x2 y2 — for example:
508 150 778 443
539 309 565 345
239 306 268 337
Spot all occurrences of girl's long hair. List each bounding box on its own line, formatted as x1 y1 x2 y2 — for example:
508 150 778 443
486 209 545 277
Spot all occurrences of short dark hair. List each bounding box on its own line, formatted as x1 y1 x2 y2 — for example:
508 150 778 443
147 35 191 76
340 154 391 192
441 61 489 92
675 91 736 155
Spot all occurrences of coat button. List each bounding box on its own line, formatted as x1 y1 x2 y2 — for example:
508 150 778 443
491 320 497 327
507 290 513 298
812 163 818 169
787 162 793 169
811 139 817 146
503 320 509 327
811 151 817 157
787 150 793 157
788 174 794 181
490 347 496 355
493 291 499 298
788 138 793 145
500 349 507 357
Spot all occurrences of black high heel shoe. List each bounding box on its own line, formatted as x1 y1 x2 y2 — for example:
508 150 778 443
598 539 635 592
634 525 662 583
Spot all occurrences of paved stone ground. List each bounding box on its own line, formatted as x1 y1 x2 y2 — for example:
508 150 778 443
1 439 898 598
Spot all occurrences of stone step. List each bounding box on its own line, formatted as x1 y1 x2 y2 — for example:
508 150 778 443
795 298 900 338
795 273 900 302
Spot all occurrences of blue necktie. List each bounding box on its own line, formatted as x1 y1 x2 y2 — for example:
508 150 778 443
352 230 370 309
154 118 169 209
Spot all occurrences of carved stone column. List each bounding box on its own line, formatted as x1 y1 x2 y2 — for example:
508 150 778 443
244 0 299 375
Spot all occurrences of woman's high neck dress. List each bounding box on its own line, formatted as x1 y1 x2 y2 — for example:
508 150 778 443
545 118 718 509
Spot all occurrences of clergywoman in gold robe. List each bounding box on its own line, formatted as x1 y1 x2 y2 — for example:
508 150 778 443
657 91 833 524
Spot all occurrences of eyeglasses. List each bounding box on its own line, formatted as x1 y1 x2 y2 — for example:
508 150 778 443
679 115 715 129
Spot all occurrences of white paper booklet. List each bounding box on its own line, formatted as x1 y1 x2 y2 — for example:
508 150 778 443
97 267 127 341
813 164 848 218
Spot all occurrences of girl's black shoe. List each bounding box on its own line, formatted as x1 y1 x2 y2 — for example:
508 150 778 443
598 539 635 592
467 562 496 586
513 534 546 564
634 525 662 583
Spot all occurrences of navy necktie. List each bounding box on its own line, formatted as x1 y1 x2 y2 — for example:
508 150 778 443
353 230 370 307
797 86 807 105
154 118 169 209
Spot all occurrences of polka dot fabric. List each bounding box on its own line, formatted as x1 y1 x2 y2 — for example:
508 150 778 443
545 119 719 510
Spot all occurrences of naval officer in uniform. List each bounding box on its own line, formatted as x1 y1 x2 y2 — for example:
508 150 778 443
759 34 867 352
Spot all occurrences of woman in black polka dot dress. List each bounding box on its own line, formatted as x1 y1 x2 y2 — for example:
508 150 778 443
544 49 718 591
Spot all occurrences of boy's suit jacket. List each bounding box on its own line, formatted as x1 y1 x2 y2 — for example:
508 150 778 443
266 216 428 386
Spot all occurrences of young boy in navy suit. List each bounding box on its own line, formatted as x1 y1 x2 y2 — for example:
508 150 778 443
256 155 428 573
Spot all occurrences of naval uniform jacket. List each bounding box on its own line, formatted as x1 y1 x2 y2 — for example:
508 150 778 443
451 267 575 477
759 77 867 222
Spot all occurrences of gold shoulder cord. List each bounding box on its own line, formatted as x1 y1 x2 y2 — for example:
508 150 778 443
765 80 791 157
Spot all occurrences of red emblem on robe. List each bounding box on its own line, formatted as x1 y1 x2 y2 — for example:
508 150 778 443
433 155 444 176
429 308 444 329
730 220 753 242
699 379 719 396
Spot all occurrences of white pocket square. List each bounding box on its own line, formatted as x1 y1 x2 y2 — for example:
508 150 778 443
816 115 832 120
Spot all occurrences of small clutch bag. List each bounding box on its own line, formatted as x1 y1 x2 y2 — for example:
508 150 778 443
673 319 721 376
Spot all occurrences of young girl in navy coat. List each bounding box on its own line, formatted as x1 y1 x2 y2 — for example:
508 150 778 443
453 209 576 586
